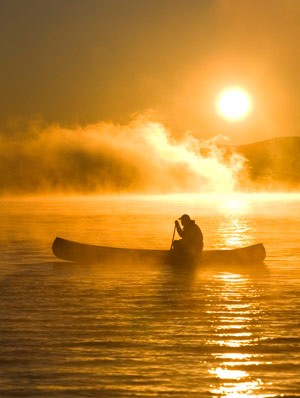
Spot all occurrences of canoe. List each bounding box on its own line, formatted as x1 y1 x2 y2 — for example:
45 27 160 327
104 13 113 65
52 237 266 265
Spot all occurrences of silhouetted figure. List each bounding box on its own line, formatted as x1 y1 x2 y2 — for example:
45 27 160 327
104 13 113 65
172 214 203 263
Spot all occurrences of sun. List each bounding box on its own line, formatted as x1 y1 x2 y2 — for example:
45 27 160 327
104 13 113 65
216 86 252 122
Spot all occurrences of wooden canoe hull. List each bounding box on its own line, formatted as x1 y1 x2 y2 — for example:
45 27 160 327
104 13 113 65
52 237 266 265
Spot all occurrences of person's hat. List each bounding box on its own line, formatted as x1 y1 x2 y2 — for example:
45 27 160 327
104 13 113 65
179 214 190 221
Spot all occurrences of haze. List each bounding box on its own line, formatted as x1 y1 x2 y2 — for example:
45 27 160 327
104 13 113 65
1 0 299 142
0 0 299 194
0 118 246 194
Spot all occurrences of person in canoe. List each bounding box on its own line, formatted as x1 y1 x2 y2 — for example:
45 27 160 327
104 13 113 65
172 214 203 262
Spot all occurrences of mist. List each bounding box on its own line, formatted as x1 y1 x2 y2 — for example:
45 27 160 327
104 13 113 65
0 116 247 195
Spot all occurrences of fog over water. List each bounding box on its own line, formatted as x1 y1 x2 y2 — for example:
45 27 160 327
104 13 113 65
0 116 247 195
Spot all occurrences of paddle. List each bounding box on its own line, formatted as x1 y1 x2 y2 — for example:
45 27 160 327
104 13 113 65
169 223 176 250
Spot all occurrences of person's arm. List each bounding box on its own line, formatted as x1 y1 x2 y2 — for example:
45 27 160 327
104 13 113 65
175 220 184 237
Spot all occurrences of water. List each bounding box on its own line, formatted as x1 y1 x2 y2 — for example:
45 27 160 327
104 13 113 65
0 194 299 397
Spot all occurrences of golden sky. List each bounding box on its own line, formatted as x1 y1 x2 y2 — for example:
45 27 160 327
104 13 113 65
0 0 299 144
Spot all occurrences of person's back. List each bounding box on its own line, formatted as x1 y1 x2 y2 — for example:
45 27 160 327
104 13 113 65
181 219 203 256
173 214 203 261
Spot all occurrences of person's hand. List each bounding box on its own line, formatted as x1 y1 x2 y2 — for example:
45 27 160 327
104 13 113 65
175 220 179 227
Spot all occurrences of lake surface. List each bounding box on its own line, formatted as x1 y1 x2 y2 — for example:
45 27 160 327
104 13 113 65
0 194 299 397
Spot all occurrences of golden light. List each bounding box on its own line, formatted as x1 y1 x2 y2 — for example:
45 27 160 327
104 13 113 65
207 270 267 398
210 367 248 380
216 87 252 121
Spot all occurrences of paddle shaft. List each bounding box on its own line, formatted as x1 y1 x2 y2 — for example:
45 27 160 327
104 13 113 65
169 224 176 250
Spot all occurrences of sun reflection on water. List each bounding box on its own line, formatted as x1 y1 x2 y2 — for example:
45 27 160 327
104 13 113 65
210 367 248 380
206 272 269 397
210 379 267 398
213 196 254 249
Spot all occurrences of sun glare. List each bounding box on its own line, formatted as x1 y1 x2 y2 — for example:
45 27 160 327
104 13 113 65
216 87 252 122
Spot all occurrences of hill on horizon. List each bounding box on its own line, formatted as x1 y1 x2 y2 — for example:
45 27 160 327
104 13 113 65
236 136 300 191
